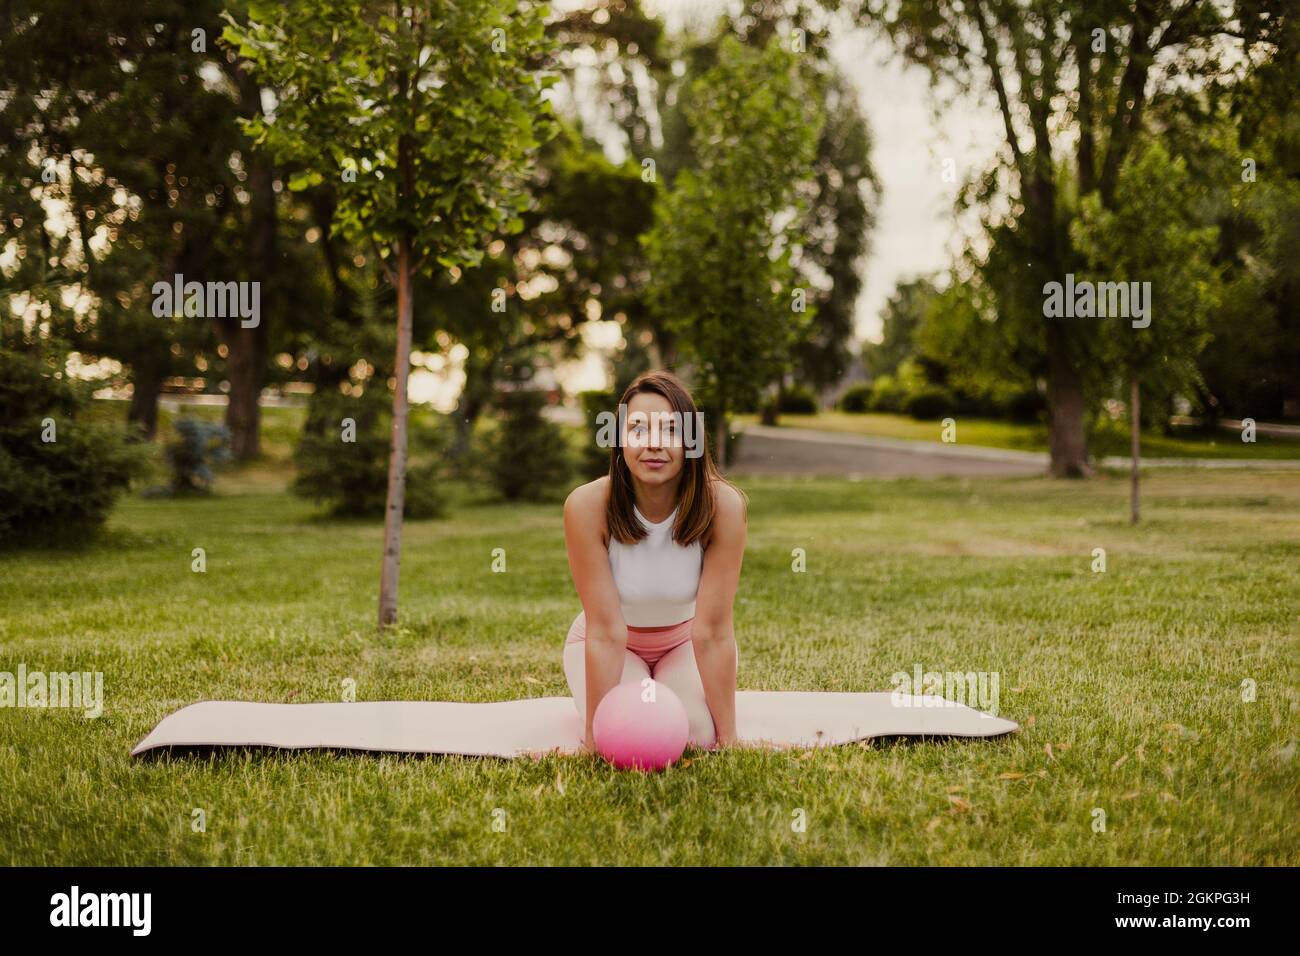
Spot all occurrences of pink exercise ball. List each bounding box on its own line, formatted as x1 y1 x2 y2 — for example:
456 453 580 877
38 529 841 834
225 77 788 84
592 680 690 771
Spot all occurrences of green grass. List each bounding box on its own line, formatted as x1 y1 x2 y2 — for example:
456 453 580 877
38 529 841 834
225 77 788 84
2 462 1297 865
737 410 1300 460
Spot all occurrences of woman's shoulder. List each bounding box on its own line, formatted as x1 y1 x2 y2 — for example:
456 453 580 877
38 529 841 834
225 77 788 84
701 478 747 550
708 477 747 522
564 476 610 531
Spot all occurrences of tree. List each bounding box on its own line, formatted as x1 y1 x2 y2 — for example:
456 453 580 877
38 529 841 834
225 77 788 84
225 0 557 627
0 1 238 439
642 36 823 465
1071 142 1219 523
866 276 940 379
649 3 879 392
854 0 1273 475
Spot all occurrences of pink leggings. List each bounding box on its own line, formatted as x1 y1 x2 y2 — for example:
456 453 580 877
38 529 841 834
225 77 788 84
563 611 734 749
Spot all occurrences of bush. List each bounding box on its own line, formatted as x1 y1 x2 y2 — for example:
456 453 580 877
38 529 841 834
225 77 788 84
482 388 572 500
839 382 873 413
777 385 819 414
902 384 959 420
293 387 447 518
165 418 231 493
868 374 906 412
0 339 141 546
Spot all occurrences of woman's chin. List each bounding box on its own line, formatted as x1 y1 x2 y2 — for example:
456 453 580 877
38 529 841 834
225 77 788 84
634 467 680 485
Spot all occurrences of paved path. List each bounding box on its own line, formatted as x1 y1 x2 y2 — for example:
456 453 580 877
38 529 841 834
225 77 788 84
728 424 1300 478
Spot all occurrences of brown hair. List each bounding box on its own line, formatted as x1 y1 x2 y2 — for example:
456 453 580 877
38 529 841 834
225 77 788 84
604 370 747 547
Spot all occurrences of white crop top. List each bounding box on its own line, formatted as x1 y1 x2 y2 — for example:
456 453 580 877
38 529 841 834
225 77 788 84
608 504 703 627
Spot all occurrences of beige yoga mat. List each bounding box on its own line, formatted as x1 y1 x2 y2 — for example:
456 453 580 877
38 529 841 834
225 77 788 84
131 692 1018 758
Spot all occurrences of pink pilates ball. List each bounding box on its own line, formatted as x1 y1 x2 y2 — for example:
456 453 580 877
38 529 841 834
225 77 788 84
592 680 690 771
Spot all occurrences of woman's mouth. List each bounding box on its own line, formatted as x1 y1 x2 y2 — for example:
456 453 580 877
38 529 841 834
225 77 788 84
643 459 667 469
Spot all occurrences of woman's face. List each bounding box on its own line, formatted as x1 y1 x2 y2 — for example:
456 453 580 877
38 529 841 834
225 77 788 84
622 391 685 488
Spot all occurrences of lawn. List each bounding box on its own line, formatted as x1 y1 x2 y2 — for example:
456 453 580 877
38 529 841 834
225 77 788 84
736 410 1300 460
1 461 1297 865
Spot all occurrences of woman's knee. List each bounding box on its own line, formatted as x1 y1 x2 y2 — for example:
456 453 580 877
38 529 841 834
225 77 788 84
651 641 718 749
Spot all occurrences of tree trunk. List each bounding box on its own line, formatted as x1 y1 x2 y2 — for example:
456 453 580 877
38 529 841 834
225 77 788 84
1130 376 1140 526
223 57 277 460
378 236 414 628
223 321 267 459
127 364 163 439
1045 323 1091 477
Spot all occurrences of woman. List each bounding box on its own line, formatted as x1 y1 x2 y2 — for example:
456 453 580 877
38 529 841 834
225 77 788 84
563 370 748 752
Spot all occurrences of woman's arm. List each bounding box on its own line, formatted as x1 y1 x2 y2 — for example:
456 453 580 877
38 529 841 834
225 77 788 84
563 478 629 750
692 480 747 747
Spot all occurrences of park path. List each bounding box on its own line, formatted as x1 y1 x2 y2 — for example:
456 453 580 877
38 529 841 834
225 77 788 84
727 423 1300 478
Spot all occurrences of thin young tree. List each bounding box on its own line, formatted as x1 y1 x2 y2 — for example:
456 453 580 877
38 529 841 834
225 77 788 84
225 0 556 625
1072 142 1219 524
642 36 823 465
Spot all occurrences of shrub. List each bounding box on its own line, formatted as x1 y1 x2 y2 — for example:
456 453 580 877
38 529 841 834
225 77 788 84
0 339 141 546
165 418 231 493
902 384 959 420
482 388 572 500
839 382 872 413
777 384 819 414
293 387 447 518
868 374 906 412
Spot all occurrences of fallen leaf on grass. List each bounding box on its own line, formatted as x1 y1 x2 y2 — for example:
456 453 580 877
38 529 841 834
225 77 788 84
1044 742 1055 760
926 816 943 832
948 796 973 813
1112 754 1129 770
997 772 1025 781
945 784 965 793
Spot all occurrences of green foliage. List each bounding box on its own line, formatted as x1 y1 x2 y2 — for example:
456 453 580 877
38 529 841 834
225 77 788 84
642 36 824 441
223 0 558 271
1071 141 1220 406
165 419 232 494
868 359 925 413
865 276 939 379
776 384 820 414
482 389 572 501
0 339 141 546
838 382 873 413
901 384 958 421
292 387 447 519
